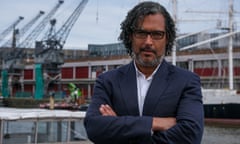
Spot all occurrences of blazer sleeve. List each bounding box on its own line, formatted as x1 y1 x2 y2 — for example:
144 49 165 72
84 74 153 143
152 73 204 144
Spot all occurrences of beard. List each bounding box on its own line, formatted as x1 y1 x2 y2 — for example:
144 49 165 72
132 47 164 67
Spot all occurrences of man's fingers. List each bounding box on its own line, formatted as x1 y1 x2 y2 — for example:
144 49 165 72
105 105 117 116
99 104 117 116
99 105 108 115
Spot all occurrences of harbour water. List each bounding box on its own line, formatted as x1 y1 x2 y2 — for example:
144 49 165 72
202 123 240 144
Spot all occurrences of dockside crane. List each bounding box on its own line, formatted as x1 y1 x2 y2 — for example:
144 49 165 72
0 16 24 44
1 11 45 48
18 0 64 49
1 0 63 98
0 16 24 98
0 16 24 66
1 11 44 98
34 0 88 99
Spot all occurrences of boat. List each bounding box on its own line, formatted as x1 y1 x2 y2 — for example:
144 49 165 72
0 107 91 144
202 89 240 118
176 0 240 119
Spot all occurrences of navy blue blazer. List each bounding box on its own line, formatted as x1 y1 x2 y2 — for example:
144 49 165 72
84 60 204 144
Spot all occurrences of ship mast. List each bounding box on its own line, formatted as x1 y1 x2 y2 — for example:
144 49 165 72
172 0 177 65
228 0 234 90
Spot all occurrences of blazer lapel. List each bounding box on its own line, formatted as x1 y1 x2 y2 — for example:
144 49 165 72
142 60 173 116
119 62 140 115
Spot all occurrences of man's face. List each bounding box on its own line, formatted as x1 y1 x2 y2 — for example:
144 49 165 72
131 13 167 67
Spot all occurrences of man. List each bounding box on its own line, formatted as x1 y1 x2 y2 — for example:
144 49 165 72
84 1 204 144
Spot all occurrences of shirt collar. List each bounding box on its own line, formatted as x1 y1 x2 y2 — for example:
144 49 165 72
134 61 161 80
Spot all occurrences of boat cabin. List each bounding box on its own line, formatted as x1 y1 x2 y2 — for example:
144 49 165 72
0 108 90 144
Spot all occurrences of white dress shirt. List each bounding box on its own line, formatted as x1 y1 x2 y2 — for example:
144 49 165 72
134 62 160 116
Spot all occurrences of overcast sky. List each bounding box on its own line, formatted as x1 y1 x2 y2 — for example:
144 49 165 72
0 0 239 49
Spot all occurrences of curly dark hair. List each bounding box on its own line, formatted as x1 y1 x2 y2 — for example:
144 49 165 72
118 1 176 56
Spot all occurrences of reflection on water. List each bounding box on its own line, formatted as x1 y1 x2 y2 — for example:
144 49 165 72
202 124 240 144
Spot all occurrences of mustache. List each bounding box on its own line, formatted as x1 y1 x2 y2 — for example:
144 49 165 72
139 47 157 54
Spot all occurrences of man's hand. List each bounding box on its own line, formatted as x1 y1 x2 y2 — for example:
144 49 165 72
152 117 176 131
99 104 117 116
